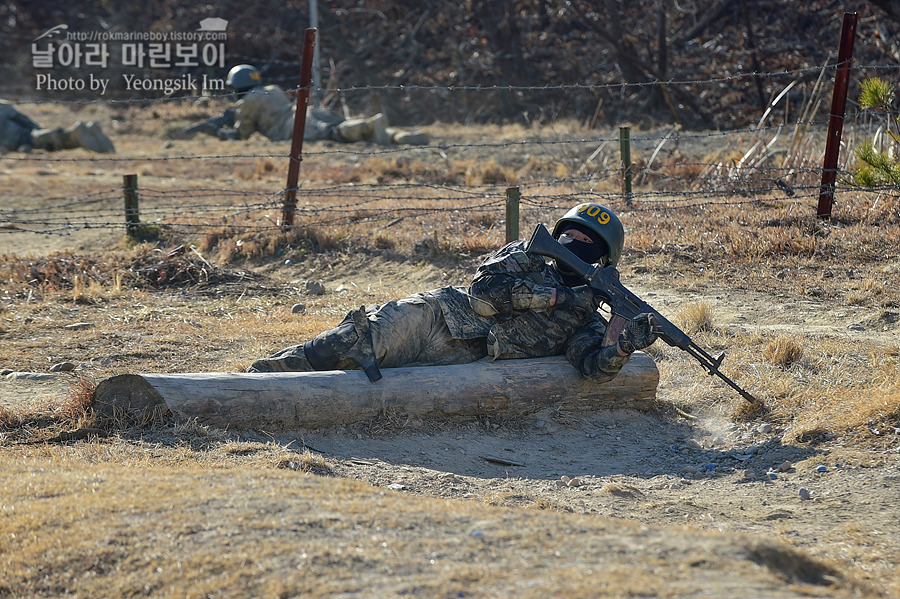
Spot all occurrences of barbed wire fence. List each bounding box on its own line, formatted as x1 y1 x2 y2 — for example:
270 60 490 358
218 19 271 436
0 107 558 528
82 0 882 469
1 59 896 255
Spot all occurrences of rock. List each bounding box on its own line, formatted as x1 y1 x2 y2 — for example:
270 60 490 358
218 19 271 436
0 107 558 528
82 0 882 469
816 465 827 472
567 478 583 488
681 466 697 474
758 423 773 434
778 461 793 472
741 469 756 481
65 322 95 330
49 361 76 372
291 303 306 314
798 487 812 500
304 281 326 295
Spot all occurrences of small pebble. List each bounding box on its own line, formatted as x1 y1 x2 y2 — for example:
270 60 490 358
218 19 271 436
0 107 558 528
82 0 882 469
305 280 326 295
816 465 827 473
778 461 793 472
291 303 306 314
681 466 697 474
284 259 292 266
798 488 812 500
49 362 75 372
567 478 582 488
767 472 778 480
704 463 716 471
758 423 773 434
741 469 756 481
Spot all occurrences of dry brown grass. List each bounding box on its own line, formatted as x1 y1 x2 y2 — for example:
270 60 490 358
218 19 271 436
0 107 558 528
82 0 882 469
2 112 899 597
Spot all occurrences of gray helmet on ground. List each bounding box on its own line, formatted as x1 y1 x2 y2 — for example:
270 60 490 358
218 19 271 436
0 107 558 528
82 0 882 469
551 203 625 267
226 64 262 93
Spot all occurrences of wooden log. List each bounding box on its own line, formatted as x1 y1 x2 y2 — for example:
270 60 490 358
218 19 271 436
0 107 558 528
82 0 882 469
93 353 658 430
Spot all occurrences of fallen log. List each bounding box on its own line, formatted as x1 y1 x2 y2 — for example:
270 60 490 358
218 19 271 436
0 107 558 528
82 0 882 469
93 353 658 430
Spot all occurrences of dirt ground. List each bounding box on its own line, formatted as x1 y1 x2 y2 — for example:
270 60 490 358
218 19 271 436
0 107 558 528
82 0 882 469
1 121 899 597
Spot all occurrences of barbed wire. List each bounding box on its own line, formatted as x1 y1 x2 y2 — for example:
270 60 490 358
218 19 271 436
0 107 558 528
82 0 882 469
2 61 896 242
9 62 898 107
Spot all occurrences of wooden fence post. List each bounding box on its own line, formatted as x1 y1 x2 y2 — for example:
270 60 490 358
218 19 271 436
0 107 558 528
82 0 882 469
505 186 520 243
123 174 140 238
619 127 633 204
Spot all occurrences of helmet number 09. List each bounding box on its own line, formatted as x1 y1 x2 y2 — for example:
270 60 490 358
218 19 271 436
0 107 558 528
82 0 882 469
577 204 611 225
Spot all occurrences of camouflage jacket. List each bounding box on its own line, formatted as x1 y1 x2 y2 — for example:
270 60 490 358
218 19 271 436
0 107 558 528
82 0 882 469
427 240 629 379
234 86 343 142
0 101 39 151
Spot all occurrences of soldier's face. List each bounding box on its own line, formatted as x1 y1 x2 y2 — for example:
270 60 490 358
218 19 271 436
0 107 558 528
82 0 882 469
559 228 594 244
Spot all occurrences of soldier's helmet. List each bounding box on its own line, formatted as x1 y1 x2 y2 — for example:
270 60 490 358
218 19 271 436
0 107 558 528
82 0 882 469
226 64 262 93
551 203 625 268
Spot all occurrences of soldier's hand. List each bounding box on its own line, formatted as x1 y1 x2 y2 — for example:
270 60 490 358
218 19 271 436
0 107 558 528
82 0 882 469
617 312 659 354
554 285 600 314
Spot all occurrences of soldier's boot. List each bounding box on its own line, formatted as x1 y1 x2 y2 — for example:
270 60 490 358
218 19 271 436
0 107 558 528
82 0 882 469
366 113 391 146
303 307 383 381
60 121 115 153
391 130 430 146
247 345 314 373
337 113 390 145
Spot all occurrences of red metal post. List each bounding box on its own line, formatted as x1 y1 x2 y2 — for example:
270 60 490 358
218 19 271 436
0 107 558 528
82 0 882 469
281 28 318 228
817 12 858 219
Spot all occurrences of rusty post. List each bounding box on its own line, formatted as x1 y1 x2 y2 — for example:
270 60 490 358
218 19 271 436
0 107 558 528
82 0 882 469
281 28 317 228
817 12 858 219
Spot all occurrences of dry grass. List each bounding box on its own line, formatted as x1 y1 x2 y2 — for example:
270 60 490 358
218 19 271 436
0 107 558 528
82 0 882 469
1 111 899 597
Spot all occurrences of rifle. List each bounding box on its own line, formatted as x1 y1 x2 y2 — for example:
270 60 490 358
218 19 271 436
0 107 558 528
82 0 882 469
168 108 236 140
525 224 757 403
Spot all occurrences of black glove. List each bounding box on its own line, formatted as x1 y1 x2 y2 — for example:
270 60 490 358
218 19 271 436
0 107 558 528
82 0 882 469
617 313 659 354
554 285 601 313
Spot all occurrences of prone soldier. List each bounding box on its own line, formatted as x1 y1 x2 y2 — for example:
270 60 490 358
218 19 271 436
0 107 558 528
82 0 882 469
248 203 658 384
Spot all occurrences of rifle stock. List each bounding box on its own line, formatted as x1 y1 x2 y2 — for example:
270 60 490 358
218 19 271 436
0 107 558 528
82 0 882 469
525 224 756 403
168 108 236 140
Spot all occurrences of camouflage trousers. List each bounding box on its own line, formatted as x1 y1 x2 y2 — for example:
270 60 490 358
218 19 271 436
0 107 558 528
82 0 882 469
248 293 488 373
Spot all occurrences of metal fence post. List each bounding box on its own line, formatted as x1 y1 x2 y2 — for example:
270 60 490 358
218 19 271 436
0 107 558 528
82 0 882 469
505 186 520 243
281 28 317 229
817 12 858 219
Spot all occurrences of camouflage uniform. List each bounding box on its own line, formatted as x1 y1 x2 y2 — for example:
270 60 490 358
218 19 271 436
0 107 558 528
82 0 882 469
1 100 114 153
249 239 630 382
232 85 345 142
